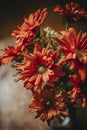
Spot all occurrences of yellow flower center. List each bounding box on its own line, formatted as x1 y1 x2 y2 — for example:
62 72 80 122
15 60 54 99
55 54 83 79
37 65 46 74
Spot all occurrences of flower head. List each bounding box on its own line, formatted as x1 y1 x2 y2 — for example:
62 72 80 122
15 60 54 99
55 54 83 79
53 2 87 23
12 8 48 51
55 28 87 82
29 86 68 125
0 45 23 64
15 44 64 91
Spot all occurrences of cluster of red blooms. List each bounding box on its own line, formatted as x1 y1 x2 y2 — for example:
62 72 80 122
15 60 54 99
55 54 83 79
0 2 87 126
54 2 87 22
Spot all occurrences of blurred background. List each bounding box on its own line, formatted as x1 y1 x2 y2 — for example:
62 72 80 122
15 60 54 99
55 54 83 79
0 0 87 130
0 0 87 38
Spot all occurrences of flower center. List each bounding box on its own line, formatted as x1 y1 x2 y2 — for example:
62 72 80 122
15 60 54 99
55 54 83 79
77 50 84 57
46 101 50 106
37 65 46 74
44 99 54 109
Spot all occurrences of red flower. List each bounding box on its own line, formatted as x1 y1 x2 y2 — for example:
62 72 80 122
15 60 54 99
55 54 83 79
53 5 65 15
69 74 82 88
0 45 23 64
68 87 86 108
55 28 87 82
53 2 87 22
15 44 64 90
68 73 87 108
29 87 68 125
12 8 48 51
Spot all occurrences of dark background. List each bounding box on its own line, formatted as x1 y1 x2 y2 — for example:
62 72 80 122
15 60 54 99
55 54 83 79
0 1 87 130
0 0 87 38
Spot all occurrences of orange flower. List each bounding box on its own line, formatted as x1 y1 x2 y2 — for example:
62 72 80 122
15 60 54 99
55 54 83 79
53 2 87 23
12 8 48 51
68 87 86 108
68 74 87 108
0 45 23 64
55 28 87 82
29 87 68 125
53 5 65 14
15 44 64 90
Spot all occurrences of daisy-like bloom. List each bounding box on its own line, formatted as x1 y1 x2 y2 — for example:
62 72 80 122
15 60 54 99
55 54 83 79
15 44 64 91
29 86 68 125
0 45 23 64
12 8 48 51
55 28 87 82
53 2 87 23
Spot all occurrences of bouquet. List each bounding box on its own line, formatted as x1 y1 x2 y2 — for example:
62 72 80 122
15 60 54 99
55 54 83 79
0 2 87 126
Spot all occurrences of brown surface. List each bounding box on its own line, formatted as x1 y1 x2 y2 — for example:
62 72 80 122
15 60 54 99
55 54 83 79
0 1 87 130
